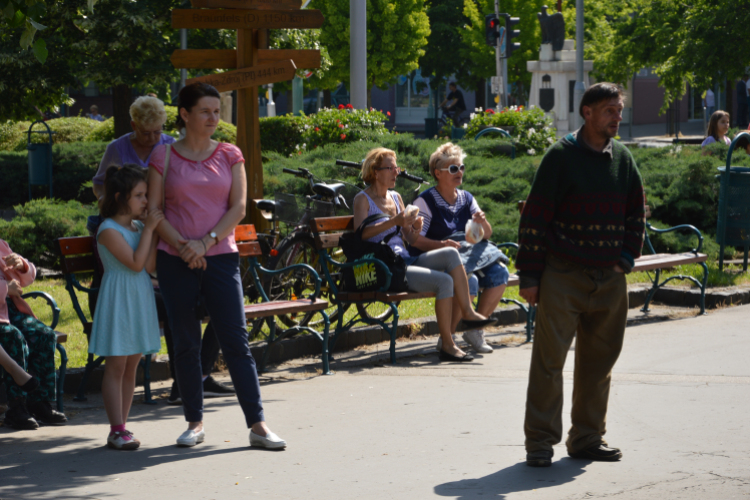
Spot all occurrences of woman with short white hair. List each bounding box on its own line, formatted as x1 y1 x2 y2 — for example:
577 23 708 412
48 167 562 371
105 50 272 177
411 142 509 354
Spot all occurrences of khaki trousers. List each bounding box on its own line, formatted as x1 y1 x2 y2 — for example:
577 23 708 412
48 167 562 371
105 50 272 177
524 254 628 455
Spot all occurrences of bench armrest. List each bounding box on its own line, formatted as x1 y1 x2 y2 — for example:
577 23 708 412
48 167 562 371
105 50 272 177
318 250 393 295
21 291 61 329
250 258 322 302
645 221 704 255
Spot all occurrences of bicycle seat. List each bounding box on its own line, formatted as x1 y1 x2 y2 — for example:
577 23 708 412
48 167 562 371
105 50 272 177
255 199 276 214
312 183 345 199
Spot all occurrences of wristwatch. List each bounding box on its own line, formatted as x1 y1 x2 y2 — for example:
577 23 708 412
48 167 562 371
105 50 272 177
209 231 219 244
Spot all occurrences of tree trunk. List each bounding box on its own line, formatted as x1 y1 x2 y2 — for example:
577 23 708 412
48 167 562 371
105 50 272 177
475 77 486 111
323 89 332 108
727 79 734 126
112 84 133 138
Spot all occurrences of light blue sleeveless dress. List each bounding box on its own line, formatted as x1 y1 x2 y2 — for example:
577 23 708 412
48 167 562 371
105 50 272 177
89 219 161 356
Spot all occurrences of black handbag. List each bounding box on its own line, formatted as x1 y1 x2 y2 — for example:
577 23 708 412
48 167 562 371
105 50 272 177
339 214 409 293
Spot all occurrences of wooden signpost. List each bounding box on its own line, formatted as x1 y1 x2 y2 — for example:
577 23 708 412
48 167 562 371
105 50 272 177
171 2 323 228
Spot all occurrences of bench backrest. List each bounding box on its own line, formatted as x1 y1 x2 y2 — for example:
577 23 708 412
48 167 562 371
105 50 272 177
310 216 355 250
235 224 263 258
59 236 97 275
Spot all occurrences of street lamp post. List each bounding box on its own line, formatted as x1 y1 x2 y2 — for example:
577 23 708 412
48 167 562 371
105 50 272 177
573 0 585 130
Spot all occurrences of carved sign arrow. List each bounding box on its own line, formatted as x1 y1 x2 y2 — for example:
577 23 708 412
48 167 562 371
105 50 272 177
185 59 297 93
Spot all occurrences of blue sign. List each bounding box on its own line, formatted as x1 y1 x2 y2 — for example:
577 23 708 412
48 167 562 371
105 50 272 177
498 26 506 57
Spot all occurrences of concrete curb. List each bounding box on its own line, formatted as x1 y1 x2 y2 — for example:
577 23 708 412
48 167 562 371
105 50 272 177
60 284 750 394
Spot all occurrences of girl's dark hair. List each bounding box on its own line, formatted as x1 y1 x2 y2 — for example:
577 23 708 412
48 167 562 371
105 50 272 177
175 82 221 128
101 165 147 219
706 110 730 141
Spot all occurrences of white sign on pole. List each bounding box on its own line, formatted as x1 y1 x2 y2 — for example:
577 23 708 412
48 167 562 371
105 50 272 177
491 76 504 95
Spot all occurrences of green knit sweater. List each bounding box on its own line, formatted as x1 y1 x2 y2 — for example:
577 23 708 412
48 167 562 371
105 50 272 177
517 130 645 288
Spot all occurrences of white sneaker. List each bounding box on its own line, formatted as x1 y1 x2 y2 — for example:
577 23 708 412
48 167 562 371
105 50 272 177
436 334 459 352
250 430 287 449
176 428 205 447
462 330 493 353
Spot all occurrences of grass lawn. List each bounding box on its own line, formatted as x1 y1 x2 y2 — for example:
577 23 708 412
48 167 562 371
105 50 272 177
27 258 747 370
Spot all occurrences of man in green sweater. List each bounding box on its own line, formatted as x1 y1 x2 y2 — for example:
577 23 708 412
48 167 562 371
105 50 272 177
518 83 645 467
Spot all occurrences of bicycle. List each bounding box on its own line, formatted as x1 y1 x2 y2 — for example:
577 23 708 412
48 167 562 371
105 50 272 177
261 165 361 331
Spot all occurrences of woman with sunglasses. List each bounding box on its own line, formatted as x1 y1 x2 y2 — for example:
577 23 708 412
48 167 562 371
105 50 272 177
411 143 509 354
353 148 495 362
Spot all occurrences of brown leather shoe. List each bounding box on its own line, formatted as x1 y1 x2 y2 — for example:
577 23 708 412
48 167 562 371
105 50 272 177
568 444 622 461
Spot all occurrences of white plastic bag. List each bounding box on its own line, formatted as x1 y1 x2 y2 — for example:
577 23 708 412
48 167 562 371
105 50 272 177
465 219 485 244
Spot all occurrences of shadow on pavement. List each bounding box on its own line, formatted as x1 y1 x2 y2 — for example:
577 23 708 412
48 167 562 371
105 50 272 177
433 459 587 499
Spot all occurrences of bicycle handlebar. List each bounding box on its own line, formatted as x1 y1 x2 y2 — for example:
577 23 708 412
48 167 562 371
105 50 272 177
336 159 362 169
398 171 425 184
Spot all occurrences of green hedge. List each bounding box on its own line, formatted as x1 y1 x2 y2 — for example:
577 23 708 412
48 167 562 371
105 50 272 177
0 199 97 270
0 117 102 152
0 142 107 207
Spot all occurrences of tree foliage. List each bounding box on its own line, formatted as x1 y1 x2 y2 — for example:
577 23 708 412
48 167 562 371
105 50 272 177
0 2 83 120
0 0 96 63
584 0 750 110
310 0 430 101
418 0 468 90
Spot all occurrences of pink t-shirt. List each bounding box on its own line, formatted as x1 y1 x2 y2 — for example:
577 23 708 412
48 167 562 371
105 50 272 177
150 142 244 257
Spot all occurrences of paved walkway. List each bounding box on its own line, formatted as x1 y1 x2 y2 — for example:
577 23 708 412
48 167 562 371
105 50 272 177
1 305 748 499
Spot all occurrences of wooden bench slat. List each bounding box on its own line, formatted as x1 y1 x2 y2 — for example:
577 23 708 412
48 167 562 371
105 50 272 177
55 331 67 343
311 216 354 233
237 241 263 258
235 224 257 243
507 274 519 287
244 299 328 319
59 237 94 256
62 255 97 274
314 234 343 249
376 291 436 302
633 253 707 272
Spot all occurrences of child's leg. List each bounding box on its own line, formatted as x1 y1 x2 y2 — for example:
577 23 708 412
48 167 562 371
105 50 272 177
102 356 128 426
0 341 32 387
120 353 142 425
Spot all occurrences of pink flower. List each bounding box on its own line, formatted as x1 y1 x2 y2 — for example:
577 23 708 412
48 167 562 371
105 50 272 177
486 109 495 115
338 104 345 110
346 103 354 109
314 127 320 132
387 111 391 117
340 134 346 140
338 123 344 128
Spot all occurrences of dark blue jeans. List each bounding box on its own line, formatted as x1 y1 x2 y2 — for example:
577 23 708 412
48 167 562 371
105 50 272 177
157 251 264 427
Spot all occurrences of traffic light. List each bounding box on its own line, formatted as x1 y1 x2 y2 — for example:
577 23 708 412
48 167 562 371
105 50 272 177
485 14 500 47
500 14 521 58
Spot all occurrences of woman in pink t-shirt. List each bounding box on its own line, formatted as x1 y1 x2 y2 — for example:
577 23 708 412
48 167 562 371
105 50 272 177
148 82 285 449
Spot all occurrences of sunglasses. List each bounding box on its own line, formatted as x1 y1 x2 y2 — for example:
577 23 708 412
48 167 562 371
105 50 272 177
375 165 401 173
437 164 466 175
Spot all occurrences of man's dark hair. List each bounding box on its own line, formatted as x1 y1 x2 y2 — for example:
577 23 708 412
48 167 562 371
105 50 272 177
448 81 457 88
579 82 623 118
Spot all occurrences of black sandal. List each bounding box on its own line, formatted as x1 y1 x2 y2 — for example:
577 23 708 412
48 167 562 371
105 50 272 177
438 349 474 362
462 318 496 329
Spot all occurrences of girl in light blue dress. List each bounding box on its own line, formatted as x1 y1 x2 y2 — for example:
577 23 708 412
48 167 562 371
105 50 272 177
90 165 163 450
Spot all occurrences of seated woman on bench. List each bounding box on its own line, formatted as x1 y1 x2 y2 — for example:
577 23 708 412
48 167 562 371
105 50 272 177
411 142 509 354
1 240 67 430
353 148 495 363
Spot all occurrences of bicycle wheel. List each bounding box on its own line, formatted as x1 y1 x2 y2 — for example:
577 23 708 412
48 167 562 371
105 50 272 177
356 300 394 322
264 232 346 330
